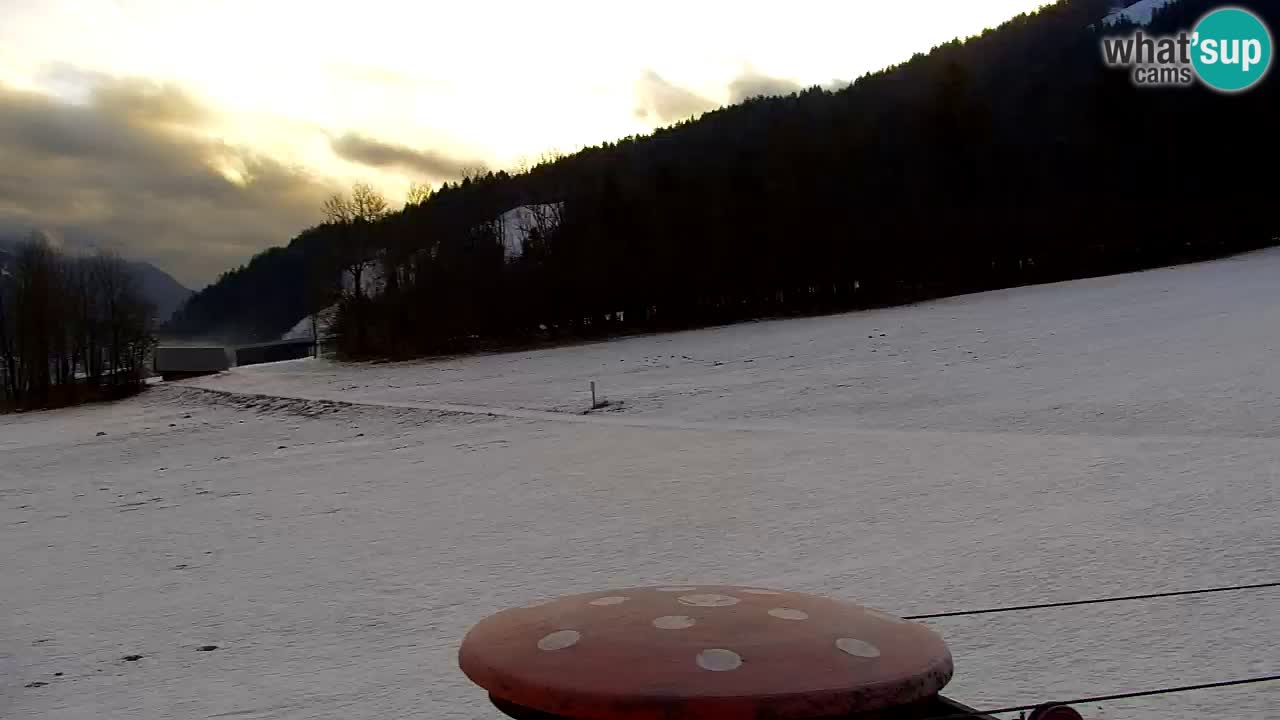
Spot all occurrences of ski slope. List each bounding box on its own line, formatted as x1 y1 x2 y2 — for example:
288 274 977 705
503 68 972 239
1103 0 1179 26
4 249 1280 719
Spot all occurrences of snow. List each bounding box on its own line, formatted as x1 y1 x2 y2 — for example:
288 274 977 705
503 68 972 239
5 248 1280 719
1103 0 1179 27
280 304 337 342
273 203 561 344
496 203 562 258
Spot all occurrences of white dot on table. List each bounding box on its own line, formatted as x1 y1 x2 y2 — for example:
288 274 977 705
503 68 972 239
588 596 628 606
836 638 881 658
768 608 809 620
696 648 743 671
537 630 581 651
652 615 697 630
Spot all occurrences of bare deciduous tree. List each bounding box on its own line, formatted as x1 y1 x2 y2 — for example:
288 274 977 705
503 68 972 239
405 181 432 208
350 183 390 222
0 259 17 401
0 235 154 410
322 194 353 225
323 183 391 300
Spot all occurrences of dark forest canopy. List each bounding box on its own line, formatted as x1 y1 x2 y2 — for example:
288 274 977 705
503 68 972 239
166 0 1279 357
165 227 330 343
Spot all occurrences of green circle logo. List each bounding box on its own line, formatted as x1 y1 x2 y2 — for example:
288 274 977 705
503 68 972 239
1192 7 1272 92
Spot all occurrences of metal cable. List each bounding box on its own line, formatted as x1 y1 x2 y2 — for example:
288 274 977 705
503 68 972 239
929 674 1280 718
903 581 1280 620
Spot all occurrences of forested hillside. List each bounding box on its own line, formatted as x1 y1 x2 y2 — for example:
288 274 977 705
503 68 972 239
165 226 334 342
167 0 1279 355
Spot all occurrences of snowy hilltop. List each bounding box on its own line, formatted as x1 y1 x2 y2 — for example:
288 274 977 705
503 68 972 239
1103 0 1180 26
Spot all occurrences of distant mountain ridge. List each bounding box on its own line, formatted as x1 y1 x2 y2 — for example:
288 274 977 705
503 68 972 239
0 236 193 322
123 259 194 322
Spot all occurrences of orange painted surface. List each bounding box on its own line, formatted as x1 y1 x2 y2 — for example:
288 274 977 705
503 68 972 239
459 586 953 720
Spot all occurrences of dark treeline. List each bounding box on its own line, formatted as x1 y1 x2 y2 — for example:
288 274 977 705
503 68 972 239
0 235 155 410
169 0 1280 357
165 227 332 344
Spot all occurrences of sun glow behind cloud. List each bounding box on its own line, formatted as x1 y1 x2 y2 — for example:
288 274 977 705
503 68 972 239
0 0 1054 284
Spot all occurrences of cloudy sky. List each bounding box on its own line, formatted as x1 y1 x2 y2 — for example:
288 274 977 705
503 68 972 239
0 0 1051 288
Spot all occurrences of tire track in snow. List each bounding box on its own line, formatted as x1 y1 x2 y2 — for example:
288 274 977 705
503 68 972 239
164 382 1280 449
165 382 817 435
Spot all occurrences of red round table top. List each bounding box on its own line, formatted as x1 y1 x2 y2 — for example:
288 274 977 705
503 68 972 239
459 585 953 720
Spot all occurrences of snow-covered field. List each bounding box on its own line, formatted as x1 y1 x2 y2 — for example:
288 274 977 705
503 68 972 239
5 250 1280 719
